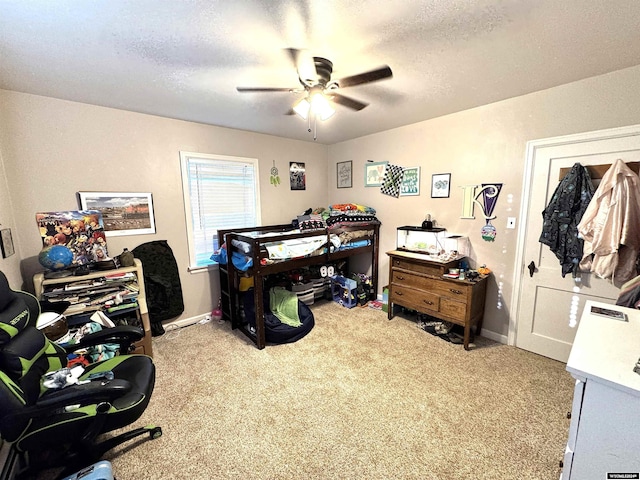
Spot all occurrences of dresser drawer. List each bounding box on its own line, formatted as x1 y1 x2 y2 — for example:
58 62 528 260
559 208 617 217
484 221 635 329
391 285 440 313
429 281 470 304
391 269 433 289
391 257 446 277
440 297 466 319
392 269 470 305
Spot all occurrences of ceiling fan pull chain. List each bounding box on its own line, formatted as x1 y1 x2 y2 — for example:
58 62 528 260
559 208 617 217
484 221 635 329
314 114 318 141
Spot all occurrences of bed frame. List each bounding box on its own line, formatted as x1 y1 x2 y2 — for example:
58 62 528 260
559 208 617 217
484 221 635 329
217 222 380 349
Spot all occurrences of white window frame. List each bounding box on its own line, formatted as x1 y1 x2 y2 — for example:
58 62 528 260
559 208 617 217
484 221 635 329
180 151 261 272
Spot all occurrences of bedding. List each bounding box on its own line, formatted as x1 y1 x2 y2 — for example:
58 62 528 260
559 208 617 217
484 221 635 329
225 229 372 266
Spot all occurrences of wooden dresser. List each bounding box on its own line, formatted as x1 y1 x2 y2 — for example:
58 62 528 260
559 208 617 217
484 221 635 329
387 250 487 350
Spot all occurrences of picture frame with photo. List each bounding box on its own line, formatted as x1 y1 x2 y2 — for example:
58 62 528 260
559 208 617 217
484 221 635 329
431 173 451 198
337 161 352 188
400 166 420 196
364 161 388 187
78 191 156 236
0 228 15 258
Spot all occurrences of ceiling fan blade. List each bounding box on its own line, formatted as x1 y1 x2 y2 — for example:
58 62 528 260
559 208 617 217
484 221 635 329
335 65 393 88
327 93 368 111
236 87 296 92
285 48 317 86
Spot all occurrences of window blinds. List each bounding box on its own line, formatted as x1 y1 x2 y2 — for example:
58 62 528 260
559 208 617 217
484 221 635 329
184 156 258 268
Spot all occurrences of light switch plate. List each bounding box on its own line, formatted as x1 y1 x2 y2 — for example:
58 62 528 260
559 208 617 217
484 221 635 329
507 217 516 229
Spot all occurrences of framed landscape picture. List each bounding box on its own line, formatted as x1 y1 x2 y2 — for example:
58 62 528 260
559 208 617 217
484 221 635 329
78 191 156 236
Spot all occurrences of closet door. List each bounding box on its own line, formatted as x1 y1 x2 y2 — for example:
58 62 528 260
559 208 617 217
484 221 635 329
514 125 640 362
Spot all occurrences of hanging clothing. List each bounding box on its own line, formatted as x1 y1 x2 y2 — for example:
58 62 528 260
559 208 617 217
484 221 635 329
577 159 640 287
616 275 640 308
539 163 594 277
132 240 184 336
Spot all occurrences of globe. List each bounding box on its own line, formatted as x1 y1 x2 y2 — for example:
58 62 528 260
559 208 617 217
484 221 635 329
39 245 74 271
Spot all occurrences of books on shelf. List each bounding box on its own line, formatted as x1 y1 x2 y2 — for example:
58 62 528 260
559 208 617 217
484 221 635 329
43 273 141 318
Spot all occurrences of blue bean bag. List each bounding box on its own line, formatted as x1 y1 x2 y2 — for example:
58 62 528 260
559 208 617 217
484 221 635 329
242 289 314 344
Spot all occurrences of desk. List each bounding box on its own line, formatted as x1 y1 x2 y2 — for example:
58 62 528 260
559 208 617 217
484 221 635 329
561 300 640 479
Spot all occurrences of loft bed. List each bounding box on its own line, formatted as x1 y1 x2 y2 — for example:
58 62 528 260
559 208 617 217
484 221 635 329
217 220 380 349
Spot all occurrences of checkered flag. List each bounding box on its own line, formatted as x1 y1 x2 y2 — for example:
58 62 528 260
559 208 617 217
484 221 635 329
380 164 404 197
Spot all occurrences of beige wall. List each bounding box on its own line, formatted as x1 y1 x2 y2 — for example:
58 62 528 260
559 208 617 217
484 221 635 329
328 64 640 338
0 134 22 287
0 91 327 319
3 63 640 338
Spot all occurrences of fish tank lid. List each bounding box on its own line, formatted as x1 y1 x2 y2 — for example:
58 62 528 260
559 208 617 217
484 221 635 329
397 225 446 233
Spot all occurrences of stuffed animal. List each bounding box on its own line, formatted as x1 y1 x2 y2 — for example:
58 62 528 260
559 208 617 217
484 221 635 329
42 365 87 390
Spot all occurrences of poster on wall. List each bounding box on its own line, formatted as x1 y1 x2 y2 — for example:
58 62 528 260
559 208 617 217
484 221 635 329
35 210 108 265
364 161 388 187
400 167 420 196
380 164 405 198
290 162 306 190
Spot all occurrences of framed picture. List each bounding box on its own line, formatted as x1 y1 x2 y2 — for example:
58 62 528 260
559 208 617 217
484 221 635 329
78 191 156 236
364 161 388 187
400 166 420 196
289 162 306 190
0 228 15 258
337 161 352 188
431 173 451 198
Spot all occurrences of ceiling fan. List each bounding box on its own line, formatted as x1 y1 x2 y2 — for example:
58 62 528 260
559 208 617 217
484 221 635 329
236 49 393 139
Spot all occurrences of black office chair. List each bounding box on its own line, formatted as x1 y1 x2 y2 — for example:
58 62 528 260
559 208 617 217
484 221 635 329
0 271 162 479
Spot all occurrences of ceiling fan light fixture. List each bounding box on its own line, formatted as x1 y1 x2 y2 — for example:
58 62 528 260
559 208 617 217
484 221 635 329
310 92 335 121
292 97 310 120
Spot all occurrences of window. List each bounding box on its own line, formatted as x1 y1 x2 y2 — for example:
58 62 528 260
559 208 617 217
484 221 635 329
180 152 261 271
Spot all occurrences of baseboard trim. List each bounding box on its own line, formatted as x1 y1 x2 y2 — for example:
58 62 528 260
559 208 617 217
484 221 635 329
164 313 209 331
480 329 507 344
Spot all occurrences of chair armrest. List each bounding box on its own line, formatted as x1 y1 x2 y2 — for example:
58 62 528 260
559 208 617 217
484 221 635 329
64 325 144 354
7 379 132 423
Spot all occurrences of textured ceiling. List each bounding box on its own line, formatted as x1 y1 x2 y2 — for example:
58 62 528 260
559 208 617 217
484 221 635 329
2 1 640 144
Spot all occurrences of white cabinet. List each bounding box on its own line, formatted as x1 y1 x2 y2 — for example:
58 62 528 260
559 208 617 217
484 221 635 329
561 301 640 479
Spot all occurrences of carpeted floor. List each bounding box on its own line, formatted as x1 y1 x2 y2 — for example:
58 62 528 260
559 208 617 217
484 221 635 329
101 301 573 479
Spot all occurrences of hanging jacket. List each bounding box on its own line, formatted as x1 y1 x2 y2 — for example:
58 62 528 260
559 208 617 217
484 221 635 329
577 159 640 287
539 163 594 277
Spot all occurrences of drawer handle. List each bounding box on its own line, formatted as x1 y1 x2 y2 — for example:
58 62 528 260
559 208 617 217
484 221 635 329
396 291 403 296
396 275 405 280
449 289 463 295
423 300 434 305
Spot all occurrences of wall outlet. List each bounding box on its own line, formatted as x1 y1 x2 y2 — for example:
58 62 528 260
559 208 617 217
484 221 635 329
507 217 516 229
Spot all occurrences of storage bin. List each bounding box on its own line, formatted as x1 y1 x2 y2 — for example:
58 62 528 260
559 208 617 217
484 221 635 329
291 281 314 305
331 275 358 308
312 278 326 299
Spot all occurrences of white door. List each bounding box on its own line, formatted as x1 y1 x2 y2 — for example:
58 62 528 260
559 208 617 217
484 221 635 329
513 125 640 362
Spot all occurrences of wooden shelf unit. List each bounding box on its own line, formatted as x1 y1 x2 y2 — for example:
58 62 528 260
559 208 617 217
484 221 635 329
33 258 153 357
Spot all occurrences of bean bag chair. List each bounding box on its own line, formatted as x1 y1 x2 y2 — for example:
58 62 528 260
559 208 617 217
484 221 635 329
242 288 314 344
